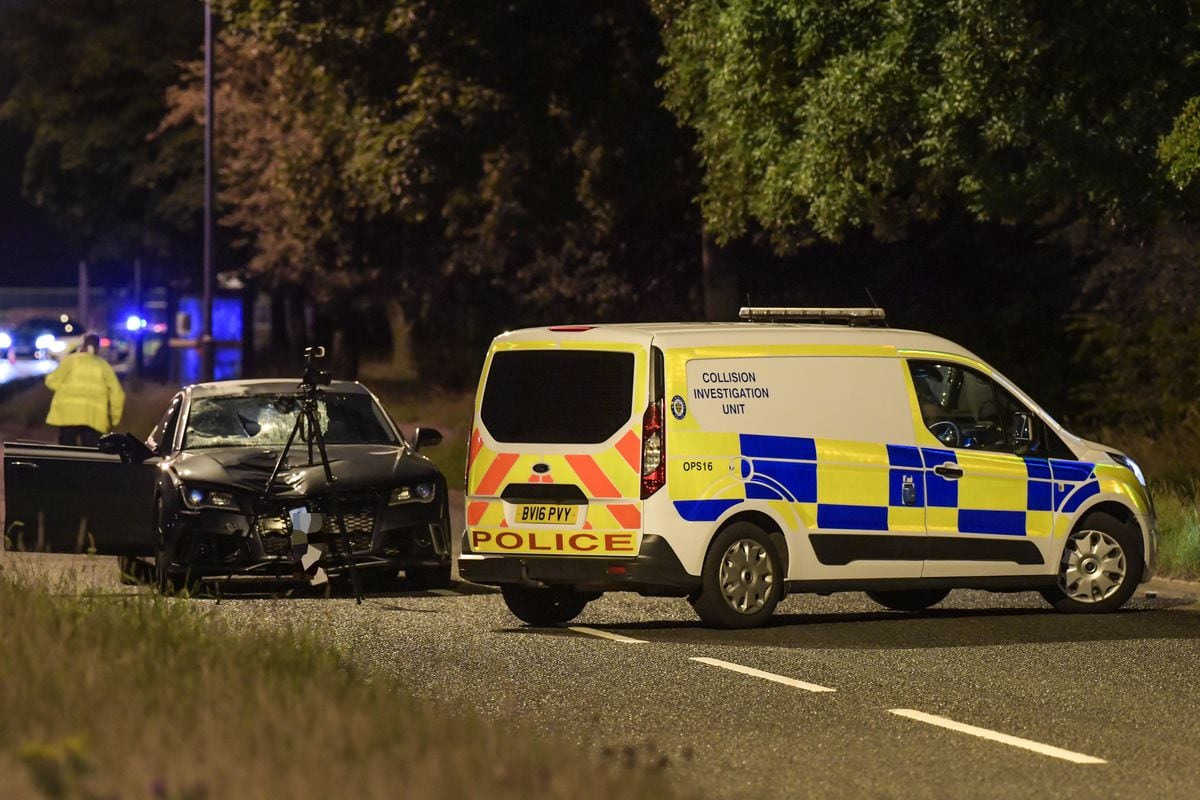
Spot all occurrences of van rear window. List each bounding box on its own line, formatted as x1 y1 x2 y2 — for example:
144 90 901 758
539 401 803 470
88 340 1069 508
482 350 636 443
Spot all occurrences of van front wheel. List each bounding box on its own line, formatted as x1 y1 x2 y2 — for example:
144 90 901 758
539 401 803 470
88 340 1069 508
1040 512 1141 613
691 523 783 629
501 585 592 626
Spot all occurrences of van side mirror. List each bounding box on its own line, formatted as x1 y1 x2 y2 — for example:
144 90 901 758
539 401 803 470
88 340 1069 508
413 427 443 451
98 432 154 464
1011 412 1034 446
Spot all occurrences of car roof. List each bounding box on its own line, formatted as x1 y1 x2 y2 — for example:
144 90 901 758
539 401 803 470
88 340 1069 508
494 322 980 361
185 378 372 398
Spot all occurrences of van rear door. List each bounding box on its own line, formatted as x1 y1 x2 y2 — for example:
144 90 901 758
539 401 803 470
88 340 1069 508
466 344 647 558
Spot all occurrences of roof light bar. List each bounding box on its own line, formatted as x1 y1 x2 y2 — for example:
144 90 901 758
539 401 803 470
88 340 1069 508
738 306 886 326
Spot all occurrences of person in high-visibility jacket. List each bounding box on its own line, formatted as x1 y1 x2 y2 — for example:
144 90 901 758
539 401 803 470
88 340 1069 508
45 333 125 447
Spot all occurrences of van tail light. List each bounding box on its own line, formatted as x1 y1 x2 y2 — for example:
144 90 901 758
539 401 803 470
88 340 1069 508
641 398 665 499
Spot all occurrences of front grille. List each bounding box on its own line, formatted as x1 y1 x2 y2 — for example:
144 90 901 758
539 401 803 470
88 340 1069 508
316 501 377 555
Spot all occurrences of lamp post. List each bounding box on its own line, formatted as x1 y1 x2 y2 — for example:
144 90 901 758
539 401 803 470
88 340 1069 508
200 0 215 381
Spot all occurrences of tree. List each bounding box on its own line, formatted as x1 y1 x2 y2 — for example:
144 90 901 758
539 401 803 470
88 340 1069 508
653 0 1200 245
0 0 202 263
208 0 701 384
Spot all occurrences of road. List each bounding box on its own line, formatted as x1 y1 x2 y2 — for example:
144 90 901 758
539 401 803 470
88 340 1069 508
6 546 1198 799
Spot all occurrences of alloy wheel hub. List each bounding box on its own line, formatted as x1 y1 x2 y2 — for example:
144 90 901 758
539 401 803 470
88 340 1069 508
718 539 775 615
1060 529 1126 603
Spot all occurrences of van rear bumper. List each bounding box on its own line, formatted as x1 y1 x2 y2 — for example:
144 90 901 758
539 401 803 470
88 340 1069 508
458 534 699 595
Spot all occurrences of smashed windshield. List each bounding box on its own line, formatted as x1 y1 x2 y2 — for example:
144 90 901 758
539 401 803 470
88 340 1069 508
182 393 398 449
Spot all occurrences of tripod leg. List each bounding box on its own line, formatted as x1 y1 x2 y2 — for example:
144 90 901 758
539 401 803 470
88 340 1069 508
307 406 363 604
251 409 309 544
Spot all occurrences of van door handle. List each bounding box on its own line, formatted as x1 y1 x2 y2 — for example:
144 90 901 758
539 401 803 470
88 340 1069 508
933 463 963 479
9 461 39 470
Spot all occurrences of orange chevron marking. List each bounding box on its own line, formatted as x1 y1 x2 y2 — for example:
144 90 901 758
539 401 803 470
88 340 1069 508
476 453 518 496
615 430 641 472
467 502 488 526
565 454 621 498
608 503 641 530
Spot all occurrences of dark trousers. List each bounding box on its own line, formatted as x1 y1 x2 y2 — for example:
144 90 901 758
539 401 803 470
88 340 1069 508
57 426 101 447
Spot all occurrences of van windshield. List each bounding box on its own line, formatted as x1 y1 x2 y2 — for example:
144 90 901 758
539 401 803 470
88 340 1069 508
481 350 636 443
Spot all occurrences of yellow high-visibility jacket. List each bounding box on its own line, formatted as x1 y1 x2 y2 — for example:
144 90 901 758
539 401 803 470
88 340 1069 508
45 352 125 433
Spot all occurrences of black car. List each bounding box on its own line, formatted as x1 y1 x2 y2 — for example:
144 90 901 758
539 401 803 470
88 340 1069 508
3 379 452 592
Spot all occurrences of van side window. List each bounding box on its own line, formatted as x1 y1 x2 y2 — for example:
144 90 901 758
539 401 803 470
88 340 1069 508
992 383 1076 459
907 362 1008 452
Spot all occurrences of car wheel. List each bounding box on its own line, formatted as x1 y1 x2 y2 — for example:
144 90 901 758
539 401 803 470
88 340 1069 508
501 584 591 626
407 564 454 591
1040 512 1142 613
690 522 783 629
865 588 950 611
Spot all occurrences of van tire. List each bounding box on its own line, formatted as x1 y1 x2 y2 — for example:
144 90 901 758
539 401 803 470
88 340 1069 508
691 522 783 629
866 588 949 611
501 585 591 626
1040 511 1142 613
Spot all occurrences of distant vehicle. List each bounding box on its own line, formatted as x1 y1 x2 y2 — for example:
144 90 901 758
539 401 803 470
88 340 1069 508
3 379 452 594
1 315 83 360
460 308 1156 628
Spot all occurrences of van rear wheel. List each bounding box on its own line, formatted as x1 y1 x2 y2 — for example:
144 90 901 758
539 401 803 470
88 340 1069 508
501 585 592 626
691 522 783 629
866 588 949 611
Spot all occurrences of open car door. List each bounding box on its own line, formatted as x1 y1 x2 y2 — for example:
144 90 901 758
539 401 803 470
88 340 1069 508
3 441 157 556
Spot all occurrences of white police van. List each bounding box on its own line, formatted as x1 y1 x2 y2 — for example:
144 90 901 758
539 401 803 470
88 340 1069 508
459 308 1155 628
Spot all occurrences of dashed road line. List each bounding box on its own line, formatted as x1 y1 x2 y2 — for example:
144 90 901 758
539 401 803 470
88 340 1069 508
568 626 648 644
690 657 836 693
889 709 1106 765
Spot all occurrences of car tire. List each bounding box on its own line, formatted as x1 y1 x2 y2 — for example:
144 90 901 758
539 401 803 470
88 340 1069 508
501 584 591 626
690 522 783 629
865 588 950 611
1040 511 1142 613
406 563 454 591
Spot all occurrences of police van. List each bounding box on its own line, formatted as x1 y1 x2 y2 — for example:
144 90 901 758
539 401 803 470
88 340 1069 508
459 308 1155 628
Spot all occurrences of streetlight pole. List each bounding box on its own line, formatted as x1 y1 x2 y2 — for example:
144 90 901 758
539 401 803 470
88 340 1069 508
201 0 215 381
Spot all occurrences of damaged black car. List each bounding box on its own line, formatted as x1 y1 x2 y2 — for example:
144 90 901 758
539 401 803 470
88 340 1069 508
3 379 452 593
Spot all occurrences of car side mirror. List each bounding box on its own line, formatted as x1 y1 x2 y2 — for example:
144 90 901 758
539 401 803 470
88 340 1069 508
413 427 443 451
98 432 154 464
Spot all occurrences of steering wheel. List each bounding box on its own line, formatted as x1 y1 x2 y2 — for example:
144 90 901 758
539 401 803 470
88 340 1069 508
929 420 961 447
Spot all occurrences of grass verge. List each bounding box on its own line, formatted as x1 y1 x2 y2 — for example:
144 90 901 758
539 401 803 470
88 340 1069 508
0 570 680 800
1151 483 1200 581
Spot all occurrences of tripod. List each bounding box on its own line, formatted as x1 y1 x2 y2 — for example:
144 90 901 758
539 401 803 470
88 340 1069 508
255 348 364 604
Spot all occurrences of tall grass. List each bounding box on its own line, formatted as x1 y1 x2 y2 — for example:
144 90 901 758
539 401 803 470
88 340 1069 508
1150 483 1200 581
0 571 679 800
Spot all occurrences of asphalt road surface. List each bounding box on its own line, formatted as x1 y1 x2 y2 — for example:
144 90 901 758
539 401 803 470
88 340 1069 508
7 546 1198 799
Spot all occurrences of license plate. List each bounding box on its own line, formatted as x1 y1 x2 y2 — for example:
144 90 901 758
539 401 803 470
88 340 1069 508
512 503 579 525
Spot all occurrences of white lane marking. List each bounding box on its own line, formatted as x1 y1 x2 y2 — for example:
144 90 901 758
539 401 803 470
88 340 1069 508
567 626 647 644
889 709 1106 765
690 657 836 693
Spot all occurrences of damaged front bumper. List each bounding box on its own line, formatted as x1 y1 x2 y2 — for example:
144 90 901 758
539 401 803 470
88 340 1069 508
164 493 450 584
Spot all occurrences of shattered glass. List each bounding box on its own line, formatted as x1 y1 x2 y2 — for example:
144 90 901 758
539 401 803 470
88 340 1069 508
182 393 397 449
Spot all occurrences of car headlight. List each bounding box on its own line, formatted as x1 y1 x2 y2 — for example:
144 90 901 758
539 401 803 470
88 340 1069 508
35 333 56 350
49 339 67 353
181 486 238 510
0 331 11 349
389 483 436 505
1110 453 1147 487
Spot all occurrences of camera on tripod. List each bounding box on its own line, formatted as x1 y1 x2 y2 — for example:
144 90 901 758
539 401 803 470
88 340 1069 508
302 345 332 389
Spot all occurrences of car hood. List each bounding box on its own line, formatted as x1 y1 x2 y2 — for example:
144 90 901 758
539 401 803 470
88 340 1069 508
170 444 440 496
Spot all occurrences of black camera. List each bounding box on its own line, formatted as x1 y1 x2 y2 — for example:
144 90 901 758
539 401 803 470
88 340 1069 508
301 345 332 388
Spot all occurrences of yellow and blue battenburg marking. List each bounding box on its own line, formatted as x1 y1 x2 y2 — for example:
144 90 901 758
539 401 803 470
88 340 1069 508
672 433 1099 537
